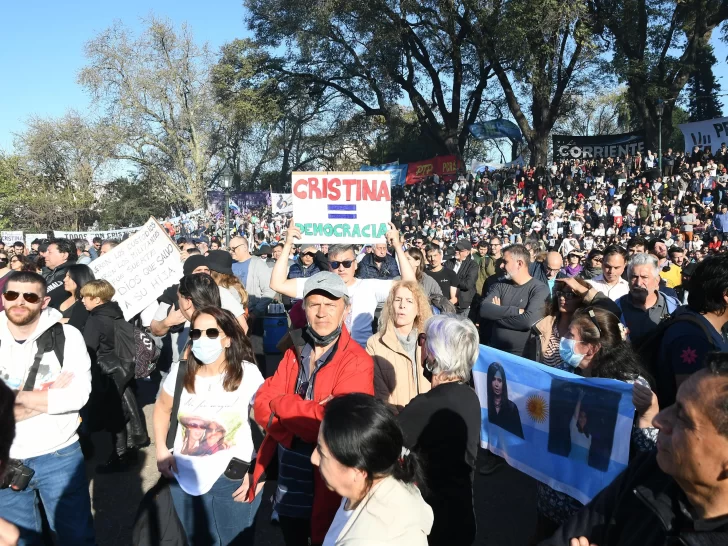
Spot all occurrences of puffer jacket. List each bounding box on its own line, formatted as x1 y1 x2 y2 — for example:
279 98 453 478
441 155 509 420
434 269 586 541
250 326 374 543
44 261 75 310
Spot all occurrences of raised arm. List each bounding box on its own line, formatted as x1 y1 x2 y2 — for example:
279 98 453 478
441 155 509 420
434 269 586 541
388 223 415 282
270 218 304 299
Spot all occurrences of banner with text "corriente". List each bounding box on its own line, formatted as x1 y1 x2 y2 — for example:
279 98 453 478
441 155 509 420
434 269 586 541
291 171 392 244
553 132 646 160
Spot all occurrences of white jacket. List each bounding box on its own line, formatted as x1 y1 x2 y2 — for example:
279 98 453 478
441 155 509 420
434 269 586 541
0 308 92 458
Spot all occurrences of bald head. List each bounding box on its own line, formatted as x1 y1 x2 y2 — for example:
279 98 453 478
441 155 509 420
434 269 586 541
545 252 563 280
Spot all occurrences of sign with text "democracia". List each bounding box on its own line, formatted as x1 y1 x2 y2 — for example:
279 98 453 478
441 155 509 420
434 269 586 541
291 171 392 244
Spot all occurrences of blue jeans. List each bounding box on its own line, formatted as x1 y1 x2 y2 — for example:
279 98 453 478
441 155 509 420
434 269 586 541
169 474 262 546
0 441 95 545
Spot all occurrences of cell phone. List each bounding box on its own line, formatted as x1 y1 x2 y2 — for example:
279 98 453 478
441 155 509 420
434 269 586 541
223 457 250 480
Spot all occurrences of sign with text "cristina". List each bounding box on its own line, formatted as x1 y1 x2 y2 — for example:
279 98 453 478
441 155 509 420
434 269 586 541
291 171 392 244
90 217 183 320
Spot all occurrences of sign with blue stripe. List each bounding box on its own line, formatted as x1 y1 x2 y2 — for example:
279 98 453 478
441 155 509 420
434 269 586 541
327 204 357 219
473 345 635 504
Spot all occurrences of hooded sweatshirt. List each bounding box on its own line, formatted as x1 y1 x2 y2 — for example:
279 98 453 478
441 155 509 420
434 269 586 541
0 307 92 458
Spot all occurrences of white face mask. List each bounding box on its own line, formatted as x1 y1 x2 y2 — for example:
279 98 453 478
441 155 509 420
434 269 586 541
191 337 224 364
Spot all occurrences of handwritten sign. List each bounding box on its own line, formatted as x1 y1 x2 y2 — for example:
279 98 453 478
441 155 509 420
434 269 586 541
1 231 23 246
54 226 140 244
291 171 392 244
90 217 182 320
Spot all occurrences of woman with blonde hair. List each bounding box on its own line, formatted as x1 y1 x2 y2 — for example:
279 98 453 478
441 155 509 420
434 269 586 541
366 280 432 412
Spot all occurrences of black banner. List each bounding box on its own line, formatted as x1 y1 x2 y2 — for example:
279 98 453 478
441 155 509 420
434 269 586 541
553 132 646 160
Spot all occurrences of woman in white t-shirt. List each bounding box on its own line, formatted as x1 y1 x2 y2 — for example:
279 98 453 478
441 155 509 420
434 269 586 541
153 306 264 546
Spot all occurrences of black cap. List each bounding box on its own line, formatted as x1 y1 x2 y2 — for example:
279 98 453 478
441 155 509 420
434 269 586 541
454 239 472 251
183 255 209 276
255 243 272 257
206 250 234 276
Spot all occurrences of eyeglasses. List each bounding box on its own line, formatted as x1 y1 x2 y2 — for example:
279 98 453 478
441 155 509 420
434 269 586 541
302 252 317 258
591 257 603 263
230 243 246 253
3 291 42 304
330 260 354 270
189 328 222 340
555 290 577 300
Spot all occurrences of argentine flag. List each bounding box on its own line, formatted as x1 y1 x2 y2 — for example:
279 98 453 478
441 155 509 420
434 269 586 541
473 345 635 505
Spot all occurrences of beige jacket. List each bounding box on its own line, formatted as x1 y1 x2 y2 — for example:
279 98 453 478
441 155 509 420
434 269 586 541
334 476 433 546
366 323 431 411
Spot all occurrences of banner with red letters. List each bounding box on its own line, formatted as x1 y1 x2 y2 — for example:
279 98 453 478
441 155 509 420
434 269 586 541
405 154 461 185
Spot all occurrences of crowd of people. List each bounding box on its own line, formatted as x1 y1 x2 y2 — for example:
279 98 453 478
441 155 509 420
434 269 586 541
1 147 728 546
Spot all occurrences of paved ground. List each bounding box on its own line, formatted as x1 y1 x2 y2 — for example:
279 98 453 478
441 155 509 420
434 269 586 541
87 373 538 546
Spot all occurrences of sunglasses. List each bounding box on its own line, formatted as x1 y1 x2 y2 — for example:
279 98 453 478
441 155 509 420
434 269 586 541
189 328 222 340
187 422 206 430
302 252 317 258
3 291 42 304
555 290 577 300
330 260 354 270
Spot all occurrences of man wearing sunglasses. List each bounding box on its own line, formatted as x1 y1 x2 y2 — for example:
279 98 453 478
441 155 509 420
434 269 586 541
288 245 322 280
271 219 416 348
252 271 374 546
0 271 95 544
229 236 276 320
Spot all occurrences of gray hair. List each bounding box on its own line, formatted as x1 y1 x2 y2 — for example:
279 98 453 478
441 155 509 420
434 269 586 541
424 315 479 382
627 253 660 279
328 244 355 259
503 243 531 266
74 239 88 252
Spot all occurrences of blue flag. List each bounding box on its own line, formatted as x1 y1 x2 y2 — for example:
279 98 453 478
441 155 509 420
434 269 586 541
360 162 408 187
473 345 635 504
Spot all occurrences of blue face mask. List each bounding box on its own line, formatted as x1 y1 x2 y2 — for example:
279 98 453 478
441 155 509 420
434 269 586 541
191 337 224 364
559 337 585 368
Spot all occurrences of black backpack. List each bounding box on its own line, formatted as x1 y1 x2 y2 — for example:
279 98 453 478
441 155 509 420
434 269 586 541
112 319 160 379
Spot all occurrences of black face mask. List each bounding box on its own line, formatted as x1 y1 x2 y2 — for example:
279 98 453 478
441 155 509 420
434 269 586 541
373 253 386 263
306 323 342 347
0 260 7 268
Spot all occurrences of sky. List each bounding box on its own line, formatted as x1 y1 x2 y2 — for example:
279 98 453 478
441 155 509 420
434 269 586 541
1 3 728 153
0 0 250 151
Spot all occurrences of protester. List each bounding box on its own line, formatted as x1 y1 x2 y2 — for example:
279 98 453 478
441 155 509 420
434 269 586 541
534 306 660 540
313 394 433 546
0 251 11 312
541 353 728 546
397 315 481 546
580 249 603 280
251 272 374 546
8 254 26 272
0 271 95 544
206 249 249 333
480 243 550 356
81 279 149 472
405 247 442 299
586 245 629 301
270 220 416 348
425 245 458 304
154 306 264 545
445 239 478 317
58 263 94 330
287 244 321 279
0 379 20 546
43 239 77 310
655 254 728 408
356 242 401 280
229 236 276 319
366 280 433 411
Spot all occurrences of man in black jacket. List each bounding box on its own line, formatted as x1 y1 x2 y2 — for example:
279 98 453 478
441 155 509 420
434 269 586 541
43 238 77 310
541 352 728 546
445 239 478 318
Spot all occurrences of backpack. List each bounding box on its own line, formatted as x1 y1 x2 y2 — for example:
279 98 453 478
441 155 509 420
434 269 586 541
112 319 160 379
1 323 66 390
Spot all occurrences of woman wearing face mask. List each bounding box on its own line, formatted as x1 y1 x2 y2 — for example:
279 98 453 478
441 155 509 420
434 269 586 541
397 316 481 546
366 280 433 412
153 306 264 546
533 307 660 542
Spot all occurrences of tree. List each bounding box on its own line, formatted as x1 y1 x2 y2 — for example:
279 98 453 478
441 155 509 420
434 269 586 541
481 0 599 165
686 42 723 121
553 88 631 135
98 176 184 227
243 0 495 159
591 0 728 150
79 18 225 208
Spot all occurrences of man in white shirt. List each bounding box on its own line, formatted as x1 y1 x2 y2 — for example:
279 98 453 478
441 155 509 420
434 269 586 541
0 272 95 544
270 220 416 347
587 246 630 301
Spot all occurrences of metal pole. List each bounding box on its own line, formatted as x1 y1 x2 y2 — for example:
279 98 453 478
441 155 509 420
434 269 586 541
658 117 663 175
224 188 231 249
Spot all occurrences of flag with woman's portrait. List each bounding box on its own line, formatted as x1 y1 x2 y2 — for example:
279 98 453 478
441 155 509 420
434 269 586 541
473 345 635 504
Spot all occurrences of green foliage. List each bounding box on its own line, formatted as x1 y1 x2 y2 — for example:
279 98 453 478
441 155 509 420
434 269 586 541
687 43 723 121
97 176 180 228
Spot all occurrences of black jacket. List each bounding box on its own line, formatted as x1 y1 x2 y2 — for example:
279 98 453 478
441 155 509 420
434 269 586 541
355 252 400 280
540 451 728 546
83 301 125 365
44 261 75 310
445 256 478 310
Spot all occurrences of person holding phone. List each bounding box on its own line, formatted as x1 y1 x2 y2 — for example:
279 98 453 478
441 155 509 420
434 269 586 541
153 306 264 545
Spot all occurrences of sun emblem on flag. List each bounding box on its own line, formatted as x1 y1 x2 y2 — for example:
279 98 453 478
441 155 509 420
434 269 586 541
680 347 698 366
526 394 549 423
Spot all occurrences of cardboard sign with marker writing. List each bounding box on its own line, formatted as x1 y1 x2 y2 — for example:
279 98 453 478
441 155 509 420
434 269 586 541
91 217 182 320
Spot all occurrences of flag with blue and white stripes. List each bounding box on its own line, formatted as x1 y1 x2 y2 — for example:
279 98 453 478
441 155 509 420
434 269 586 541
473 345 635 505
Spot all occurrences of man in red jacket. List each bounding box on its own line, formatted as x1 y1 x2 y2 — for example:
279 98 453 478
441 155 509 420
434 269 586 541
250 271 374 546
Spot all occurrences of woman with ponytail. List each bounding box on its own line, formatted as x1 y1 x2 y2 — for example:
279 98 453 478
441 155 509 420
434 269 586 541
312 393 433 546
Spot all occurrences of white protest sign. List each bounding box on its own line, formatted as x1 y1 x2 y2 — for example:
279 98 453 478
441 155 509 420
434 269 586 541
271 193 294 214
54 226 140 244
678 116 728 151
24 233 47 247
90 218 182 320
1 231 23 246
291 171 392 244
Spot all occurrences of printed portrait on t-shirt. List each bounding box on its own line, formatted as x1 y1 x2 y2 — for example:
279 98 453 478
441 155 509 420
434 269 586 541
178 411 243 457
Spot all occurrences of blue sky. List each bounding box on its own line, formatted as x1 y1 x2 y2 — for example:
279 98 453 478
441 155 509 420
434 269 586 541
1 2 727 153
0 0 250 151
